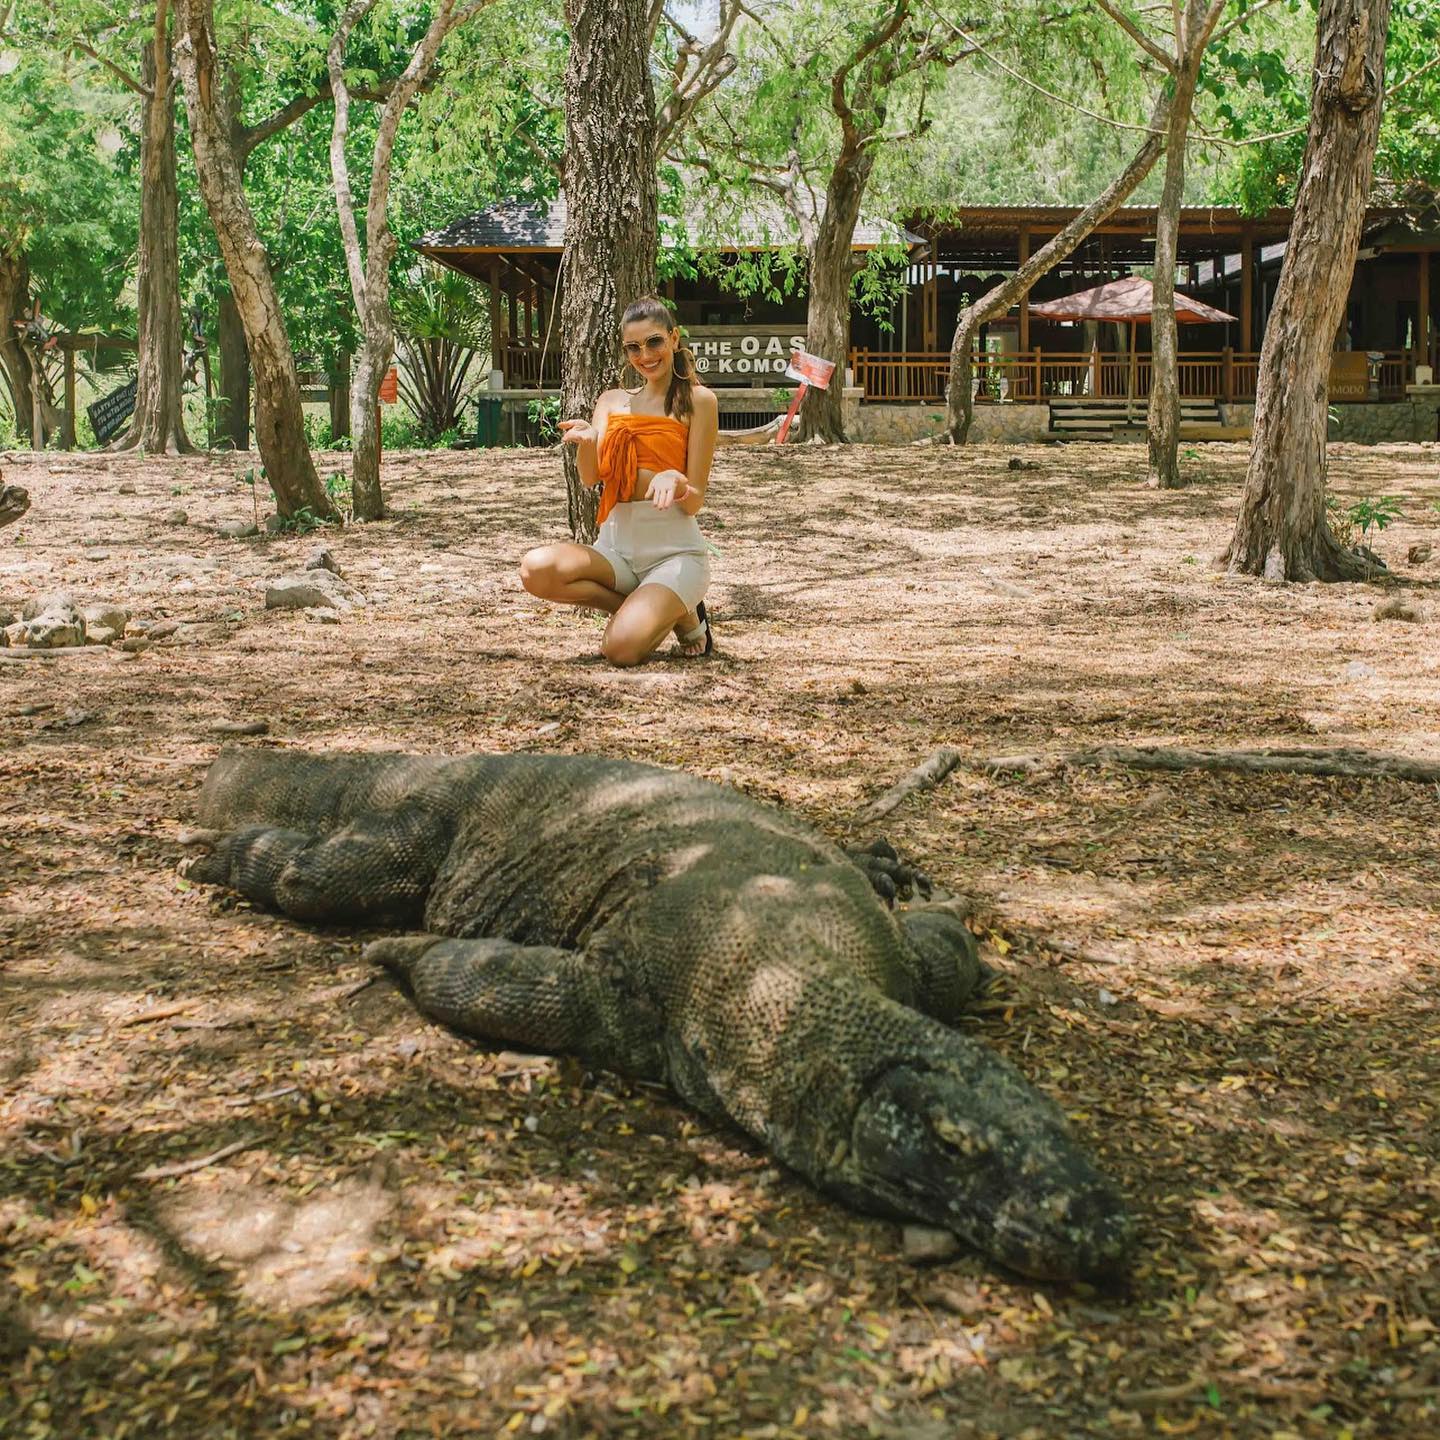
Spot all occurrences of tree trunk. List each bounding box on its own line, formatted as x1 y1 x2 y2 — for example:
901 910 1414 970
1225 0 1392 582
944 92 1169 443
329 351 351 440
174 0 332 518
0 252 36 443
216 291 251 449
559 0 657 542
115 4 195 455
801 148 872 443
1145 52 1202 488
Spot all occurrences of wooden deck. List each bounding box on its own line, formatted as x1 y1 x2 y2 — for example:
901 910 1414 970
849 348 1416 405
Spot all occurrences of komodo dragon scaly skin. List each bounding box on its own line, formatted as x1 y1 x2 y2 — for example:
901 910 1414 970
188 748 1134 1282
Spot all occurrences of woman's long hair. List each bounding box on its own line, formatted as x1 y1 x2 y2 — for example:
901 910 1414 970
621 295 695 421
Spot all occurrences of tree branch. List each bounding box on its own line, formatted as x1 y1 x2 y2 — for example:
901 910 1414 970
829 0 911 147
1094 0 1176 71
67 36 150 96
328 0 379 313
1210 0 1284 45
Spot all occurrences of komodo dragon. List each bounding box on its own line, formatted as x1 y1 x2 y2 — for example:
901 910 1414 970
187 747 1134 1282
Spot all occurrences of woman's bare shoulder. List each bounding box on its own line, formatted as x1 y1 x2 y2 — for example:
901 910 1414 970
595 387 630 411
690 383 718 412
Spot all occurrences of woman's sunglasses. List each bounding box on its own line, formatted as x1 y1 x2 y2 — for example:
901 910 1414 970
622 335 670 358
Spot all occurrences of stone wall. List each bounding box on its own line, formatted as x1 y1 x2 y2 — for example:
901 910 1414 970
1220 399 1440 445
847 404 1051 446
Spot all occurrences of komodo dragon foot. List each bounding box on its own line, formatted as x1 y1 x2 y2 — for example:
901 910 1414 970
843 837 932 905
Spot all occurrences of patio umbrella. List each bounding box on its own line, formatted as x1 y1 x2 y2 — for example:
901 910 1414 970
1027 275 1237 420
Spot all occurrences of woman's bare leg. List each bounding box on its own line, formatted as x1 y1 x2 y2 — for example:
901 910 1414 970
520 543 626 614
602 585 692 667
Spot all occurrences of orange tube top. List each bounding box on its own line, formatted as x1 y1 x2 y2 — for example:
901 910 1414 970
596 413 689 524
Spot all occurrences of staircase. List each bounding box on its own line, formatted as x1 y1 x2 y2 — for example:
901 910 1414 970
1047 396 1222 440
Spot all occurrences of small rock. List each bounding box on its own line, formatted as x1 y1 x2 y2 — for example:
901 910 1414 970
304 546 339 574
0 608 14 631
85 625 118 646
118 636 151 653
7 594 85 648
903 1225 962 1263
148 620 181 640
731 1248 773 1274
1373 597 1421 623
21 591 78 621
211 719 269 736
124 619 150 638
82 603 129 635
117 483 136 496
17 703 51 716
303 608 342 624
35 706 92 730
84 550 111 561
1407 542 1432 566
217 519 259 539
165 508 188 526
1007 456 1040 471
1097 988 1119 1007
264 513 286 534
265 569 366 611
1342 660 1377 680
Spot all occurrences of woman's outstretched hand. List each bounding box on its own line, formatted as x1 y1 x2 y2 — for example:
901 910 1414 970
648 470 692 510
558 418 597 447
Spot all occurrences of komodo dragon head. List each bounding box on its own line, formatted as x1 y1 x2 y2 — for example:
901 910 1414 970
828 1051 1134 1284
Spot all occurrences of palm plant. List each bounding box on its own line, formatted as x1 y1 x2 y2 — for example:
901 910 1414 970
391 268 488 442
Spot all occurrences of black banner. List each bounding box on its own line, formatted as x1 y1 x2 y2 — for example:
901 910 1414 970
88 378 137 444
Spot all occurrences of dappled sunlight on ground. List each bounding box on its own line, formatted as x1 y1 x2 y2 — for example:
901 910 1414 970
2 440 1438 1436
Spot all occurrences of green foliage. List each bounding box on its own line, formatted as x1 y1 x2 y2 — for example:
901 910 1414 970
0 48 135 330
379 407 424 449
273 504 330 534
1348 495 1404 542
526 395 561 442
1326 492 1405 550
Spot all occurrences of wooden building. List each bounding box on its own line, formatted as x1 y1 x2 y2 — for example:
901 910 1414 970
416 198 1438 418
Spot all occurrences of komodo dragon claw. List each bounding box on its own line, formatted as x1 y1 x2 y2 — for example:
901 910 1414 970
843 837 933 905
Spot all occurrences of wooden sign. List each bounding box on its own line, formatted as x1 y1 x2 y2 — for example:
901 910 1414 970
378 366 399 404
784 349 836 391
1328 351 1369 402
684 326 806 385
87 377 137 444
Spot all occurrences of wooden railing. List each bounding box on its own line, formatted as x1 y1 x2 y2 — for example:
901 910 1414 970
503 342 561 388
849 348 1416 404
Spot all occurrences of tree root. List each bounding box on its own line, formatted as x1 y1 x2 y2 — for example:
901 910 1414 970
864 741 1440 826
856 746 962 823
0 482 31 530
1066 744 1440 785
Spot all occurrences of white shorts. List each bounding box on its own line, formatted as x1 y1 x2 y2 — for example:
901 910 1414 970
589 501 711 612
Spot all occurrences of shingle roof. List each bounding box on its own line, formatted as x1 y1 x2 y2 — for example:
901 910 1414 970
415 192 919 254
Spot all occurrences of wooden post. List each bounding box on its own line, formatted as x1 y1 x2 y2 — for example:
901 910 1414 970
62 346 76 449
489 260 503 374
1018 226 1030 353
1033 346 1041 403
330 351 351 441
1240 230 1254 355
1223 345 1234 404
1419 251 1431 373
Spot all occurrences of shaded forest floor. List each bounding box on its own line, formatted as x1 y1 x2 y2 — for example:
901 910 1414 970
2 439 1438 1440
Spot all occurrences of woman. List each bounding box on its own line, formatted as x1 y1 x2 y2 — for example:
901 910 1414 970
520 296 719 665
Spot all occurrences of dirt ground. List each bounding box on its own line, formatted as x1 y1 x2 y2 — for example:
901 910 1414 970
1 438 1438 1440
